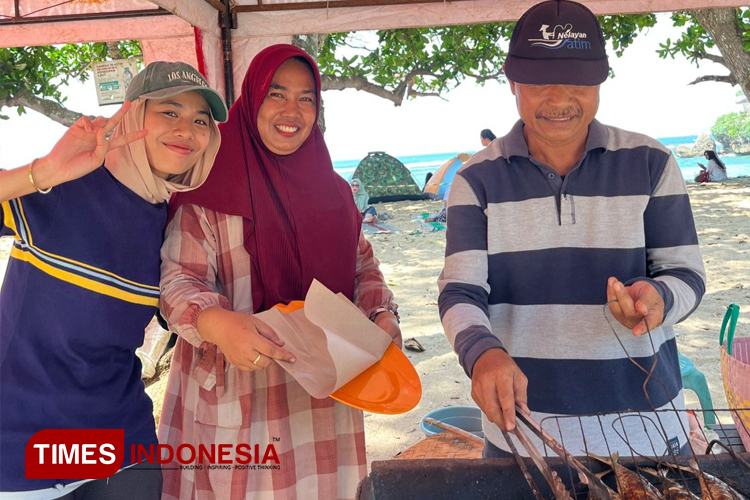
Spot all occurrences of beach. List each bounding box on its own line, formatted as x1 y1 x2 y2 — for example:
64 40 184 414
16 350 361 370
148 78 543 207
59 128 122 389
0 177 747 465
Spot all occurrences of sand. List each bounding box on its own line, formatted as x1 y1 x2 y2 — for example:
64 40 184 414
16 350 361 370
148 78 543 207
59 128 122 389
0 178 747 465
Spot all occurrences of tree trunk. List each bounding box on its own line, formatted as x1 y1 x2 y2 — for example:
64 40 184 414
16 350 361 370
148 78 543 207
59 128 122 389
5 88 83 128
693 8 750 99
292 34 327 134
107 42 124 60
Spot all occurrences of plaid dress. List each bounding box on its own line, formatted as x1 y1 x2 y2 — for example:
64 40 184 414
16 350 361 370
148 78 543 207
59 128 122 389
158 204 397 500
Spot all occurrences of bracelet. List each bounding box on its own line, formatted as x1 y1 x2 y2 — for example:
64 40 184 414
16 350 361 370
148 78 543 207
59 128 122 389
28 159 52 194
369 306 400 324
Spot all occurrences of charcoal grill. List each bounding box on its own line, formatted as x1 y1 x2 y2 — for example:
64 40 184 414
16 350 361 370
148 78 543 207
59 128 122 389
357 408 750 500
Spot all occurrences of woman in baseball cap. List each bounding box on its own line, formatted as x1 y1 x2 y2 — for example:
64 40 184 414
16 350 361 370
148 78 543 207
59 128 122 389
0 61 226 499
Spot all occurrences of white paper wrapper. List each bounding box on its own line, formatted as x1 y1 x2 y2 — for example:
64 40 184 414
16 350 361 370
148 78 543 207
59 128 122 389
254 280 392 399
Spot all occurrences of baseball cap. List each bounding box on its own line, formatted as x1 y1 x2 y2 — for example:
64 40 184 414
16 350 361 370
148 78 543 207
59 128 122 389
504 0 609 86
125 61 228 122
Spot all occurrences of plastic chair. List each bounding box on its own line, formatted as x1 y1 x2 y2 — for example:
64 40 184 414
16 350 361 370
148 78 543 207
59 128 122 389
679 352 716 425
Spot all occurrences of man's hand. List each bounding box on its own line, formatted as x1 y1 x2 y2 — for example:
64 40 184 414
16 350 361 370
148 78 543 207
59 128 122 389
373 311 402 349
471 349 529 431
606 277 664 336
197 307 296 371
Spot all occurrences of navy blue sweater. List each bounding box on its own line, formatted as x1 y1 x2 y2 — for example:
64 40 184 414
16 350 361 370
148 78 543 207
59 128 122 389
0 167 164 492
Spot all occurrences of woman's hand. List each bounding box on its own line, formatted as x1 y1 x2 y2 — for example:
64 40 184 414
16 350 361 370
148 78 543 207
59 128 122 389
373 311 402 349
32 101 148 190
197 307 296 371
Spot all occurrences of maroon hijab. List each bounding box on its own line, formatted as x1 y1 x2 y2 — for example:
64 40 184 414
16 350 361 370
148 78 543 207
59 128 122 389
169 44 361 312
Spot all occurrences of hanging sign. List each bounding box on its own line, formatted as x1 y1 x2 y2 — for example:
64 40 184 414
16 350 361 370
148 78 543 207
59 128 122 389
92 59 138 106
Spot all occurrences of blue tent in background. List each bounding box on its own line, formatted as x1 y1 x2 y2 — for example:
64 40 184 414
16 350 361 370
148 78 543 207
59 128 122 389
423 153 471 200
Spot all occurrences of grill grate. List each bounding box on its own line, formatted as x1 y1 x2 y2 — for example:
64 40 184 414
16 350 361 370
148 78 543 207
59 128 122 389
526 407 750 499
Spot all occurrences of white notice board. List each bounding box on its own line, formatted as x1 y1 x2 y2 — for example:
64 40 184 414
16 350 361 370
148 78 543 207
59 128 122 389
92 59 138 106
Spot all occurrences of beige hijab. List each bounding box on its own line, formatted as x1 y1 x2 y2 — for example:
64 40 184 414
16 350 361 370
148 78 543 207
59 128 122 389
104 98 221 203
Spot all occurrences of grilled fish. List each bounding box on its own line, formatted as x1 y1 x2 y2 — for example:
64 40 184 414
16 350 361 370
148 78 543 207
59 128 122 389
640 467 699 500
666 458 747 500
587 452 664 500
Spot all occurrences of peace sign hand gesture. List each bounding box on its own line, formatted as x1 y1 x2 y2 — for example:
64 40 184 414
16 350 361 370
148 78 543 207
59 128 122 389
32 101 147 190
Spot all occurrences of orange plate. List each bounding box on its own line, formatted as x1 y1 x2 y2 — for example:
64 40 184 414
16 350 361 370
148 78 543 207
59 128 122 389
272 301 422 415
330 342 422 415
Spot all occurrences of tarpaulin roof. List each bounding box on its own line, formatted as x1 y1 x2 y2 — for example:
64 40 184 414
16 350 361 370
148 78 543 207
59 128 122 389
2 0 746 104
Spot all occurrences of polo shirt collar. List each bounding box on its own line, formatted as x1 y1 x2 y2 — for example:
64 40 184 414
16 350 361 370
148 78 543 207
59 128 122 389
500 119 609 160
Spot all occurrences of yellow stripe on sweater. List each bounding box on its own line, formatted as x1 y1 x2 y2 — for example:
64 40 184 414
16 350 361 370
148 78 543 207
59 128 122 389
15 198 159 292
1 200 20 241
10 246 159 307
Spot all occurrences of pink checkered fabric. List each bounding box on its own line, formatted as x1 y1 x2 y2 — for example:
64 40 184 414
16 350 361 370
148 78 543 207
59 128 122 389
158 205 397 499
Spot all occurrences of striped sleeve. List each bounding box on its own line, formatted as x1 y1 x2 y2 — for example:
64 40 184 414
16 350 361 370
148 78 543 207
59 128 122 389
160 204 231 348
438 171 504 378
638 153 706 325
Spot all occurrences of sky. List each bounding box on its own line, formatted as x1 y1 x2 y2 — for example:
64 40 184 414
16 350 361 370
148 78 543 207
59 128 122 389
0 13 744 168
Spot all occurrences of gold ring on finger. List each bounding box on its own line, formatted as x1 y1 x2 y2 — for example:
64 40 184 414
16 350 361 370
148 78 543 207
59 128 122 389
253 353 262 366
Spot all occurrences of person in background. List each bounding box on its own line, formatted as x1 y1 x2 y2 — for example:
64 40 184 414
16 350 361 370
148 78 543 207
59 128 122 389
480 128 497 147
0 61 226 499
696 149 727 182
158 44 400 500
425 184 449 223
439 0 705 459
352 177 379 223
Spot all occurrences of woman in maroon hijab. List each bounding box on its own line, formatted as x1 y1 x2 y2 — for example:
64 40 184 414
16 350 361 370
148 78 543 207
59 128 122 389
158 45 400 500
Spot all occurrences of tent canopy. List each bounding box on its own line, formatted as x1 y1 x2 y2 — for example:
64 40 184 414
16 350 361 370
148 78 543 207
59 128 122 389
423 153 471 200
1 0 745 105
353 152 426 203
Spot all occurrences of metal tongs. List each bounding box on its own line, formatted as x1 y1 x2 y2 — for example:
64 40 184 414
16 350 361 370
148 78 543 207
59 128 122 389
503 406 617 500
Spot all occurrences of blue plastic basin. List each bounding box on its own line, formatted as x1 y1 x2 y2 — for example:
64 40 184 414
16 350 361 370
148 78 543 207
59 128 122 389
420 405 484 439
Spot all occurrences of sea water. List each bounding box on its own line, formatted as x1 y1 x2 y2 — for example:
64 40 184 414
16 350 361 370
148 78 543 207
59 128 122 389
334 135 750 186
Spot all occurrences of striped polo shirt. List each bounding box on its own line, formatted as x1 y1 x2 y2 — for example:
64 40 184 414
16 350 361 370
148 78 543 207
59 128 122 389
0 167 163 494
439 120 705 457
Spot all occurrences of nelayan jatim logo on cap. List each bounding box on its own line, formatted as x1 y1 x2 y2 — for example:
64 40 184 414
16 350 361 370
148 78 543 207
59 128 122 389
528 23 592 50
503 0 609 86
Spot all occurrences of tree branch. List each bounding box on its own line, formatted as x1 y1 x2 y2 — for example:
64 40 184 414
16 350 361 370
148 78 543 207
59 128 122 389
4 88 83 127
322 65 504 106
401 68 437 88
465 69 505 83
400 68 439 101
692 51 725 65
408 90 446 100
322 66 443 106
344 43 369 51
74 61 94 79
688 74 736 85
322 75 407 106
